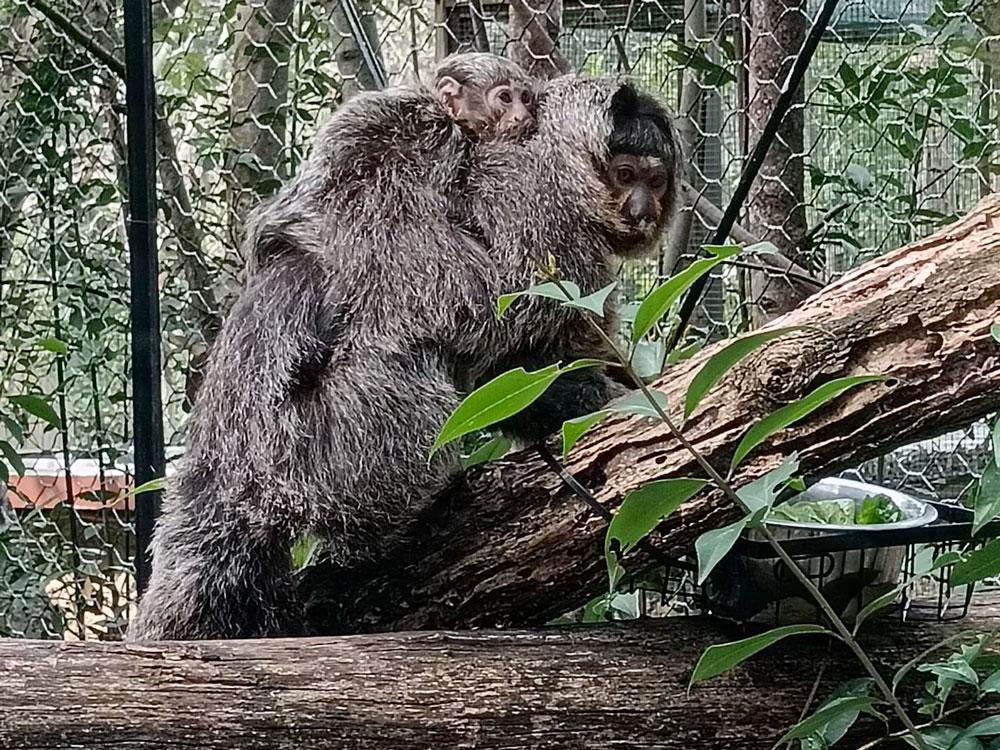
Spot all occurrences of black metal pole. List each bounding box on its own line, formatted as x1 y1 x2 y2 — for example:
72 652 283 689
340 0 387 89
123 0 166 594
665 0 841 351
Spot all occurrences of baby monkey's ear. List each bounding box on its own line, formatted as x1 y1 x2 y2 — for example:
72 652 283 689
435 76 464 118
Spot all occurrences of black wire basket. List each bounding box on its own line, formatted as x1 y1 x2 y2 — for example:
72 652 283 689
632 501 998 628
700 500 997 627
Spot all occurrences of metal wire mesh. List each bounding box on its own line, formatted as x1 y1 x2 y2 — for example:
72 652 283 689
0 0 997 638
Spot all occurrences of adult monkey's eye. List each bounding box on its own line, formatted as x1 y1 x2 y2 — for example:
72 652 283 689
497 87 514 105
616 166 635 183
649 174 667 189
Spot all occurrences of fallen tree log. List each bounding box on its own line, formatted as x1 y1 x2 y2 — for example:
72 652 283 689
4 600 998 749
301 194 1000 634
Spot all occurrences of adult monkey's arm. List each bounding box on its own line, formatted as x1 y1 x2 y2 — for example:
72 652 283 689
301 193 1000 634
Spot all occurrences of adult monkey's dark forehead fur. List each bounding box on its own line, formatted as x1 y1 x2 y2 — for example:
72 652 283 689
128 70 680 641
608 82 677 160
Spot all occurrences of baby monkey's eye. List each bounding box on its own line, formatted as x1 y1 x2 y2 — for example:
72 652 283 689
521 90 532 106
497 88 514 105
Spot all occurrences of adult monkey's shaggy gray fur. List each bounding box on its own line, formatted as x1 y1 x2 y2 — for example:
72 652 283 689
243 52 536 274
129 68 678 640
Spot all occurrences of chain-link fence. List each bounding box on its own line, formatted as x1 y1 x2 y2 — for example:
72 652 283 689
1 0 997 639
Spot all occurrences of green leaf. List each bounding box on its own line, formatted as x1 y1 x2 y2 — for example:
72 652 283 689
36 337 68 355
731 376 887 470
630 340 665 380
9 395 62 431
905 727 984 750
130 476 167 496
560 390 668 457
992 323 1000 343
431 361 599 456
931 551 964 571
973 462 1000 536
779 696 877 743
770 498 855 525
2 416 24 444
562 411 610 457
695 516 748 585
684 327 806 418
496 281 581 318
291 532 321 571
0 440 25 477
433 365 561 455
689 624 828 687
963 716 1000 739
564 282 617 317
665 340 703 365
737 453 799 514
856 494 903 525
993 418 1000 466
631 245 741 344
800 679 875 749
495 294 521 318
462 434 512 469
853 586 902 630
918 658 980 687
608 389 669 420
606 478 707 560
982 670 1000 694
951 539 1000 586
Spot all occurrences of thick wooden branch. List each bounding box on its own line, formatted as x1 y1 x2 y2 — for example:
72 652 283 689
3 603 997 749
301 194 1000 634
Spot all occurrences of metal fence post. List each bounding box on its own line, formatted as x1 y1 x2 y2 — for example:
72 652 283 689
123 0 166 594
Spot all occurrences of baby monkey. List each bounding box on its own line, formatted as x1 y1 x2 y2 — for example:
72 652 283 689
435 53 535 139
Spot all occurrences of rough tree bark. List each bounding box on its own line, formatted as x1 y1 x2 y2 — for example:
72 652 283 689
3 600 998 749
300 193 1000 634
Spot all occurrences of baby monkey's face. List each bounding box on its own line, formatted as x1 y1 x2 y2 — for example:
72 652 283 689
482 79 535 138
436 75 536 140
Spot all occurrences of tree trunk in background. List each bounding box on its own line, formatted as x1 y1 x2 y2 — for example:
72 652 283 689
4 598 999 748
662 0 708 280
507 0 570 79
746 0 810 325
980 0 999 197
0 10 48 288
300 194 1000 634
227 0 295 252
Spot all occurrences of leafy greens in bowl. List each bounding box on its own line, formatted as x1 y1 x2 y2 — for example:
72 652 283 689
768 493 903 526
763 477 937 532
